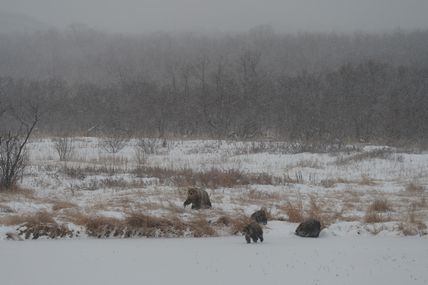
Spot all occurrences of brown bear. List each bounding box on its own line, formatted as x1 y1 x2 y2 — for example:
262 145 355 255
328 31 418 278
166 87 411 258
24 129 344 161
295 218 321 237
183 188 212 209
250 208 268 225
243 221 264 243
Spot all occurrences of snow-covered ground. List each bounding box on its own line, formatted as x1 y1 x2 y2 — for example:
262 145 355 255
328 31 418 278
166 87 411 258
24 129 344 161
1 222 427 285
1 137 428 284
1 137 427 238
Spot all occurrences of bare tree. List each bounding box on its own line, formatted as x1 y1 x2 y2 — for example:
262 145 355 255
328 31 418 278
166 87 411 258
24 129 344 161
99 131 131 154
53 136 75 161
0 110 39 191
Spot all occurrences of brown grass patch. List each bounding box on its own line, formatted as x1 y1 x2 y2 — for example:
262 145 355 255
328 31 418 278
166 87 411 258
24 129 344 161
0 204 15 213
133 166 275 188
398 203 427 236
225 215 253 235
70 212 217 238
0 210 74 239
0 185 35 200
363 198 393 223
363 212 392 223
405 183 425 193
368 199 392 212
17 222 73 239
100 178 145 189
279 200 304 223
320 178 349 188
0 210 54 226
336 148 393 165
358 175 377 186
188 216 216 237
52 201 78 211
246 189 280 201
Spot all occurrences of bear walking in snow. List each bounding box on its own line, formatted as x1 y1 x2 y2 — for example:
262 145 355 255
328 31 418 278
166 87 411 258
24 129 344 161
183 188 212 209
243 221 264 243
295 218 321 237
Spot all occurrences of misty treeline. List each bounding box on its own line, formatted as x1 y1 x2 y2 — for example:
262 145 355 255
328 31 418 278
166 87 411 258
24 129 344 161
0 26 428 144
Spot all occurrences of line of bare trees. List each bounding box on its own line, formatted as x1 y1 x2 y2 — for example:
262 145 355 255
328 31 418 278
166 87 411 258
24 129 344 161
0 59 427 145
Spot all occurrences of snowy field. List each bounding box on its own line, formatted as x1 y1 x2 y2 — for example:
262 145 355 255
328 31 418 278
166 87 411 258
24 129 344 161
1 137 428 284
2 222 427 285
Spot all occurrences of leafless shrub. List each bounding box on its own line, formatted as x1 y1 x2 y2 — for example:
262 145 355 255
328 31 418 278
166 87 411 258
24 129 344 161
53 136 75 161
134 147 147 168
61 166 86 180
294 171 303 183
99 132 131 154
136 138 161 155
0 135 31 191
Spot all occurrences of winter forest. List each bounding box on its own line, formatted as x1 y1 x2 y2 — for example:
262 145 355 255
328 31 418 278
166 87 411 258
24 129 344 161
1 26 428 145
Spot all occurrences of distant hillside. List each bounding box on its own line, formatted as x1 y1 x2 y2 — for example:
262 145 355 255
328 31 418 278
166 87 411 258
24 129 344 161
0 12 51 34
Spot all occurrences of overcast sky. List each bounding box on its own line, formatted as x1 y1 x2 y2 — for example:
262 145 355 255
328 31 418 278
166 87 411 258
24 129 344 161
1 0 428 33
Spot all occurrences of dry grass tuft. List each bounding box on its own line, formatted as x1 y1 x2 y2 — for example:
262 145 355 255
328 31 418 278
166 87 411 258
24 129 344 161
215 216 232 226
363 212 391 223
358 175 376 186
228 215 253 235
188 216 216 237
363 198 393 223
133 166 275 188
279 200 304 223
70 212 217 238
405 183 425 193
319 178 349 188
17 221 73 239
52 201 78 211
0 204 15 213
0 210 54 226
368 199 392 212
336 148 393 165
398 203 427 236
0 210 74 239
0 185 35 199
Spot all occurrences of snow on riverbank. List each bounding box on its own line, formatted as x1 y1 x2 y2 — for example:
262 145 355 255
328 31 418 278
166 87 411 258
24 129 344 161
1 222 427 285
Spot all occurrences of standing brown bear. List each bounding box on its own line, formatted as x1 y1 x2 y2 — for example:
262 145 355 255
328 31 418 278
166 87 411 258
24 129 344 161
242 221 264 243
183 188 212 209
295 218 321 237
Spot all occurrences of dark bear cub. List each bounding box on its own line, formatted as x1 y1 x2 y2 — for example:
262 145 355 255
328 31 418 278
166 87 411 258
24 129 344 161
250 208 268 225
295 218 321 237
243 221 264 243
183 188 212 209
